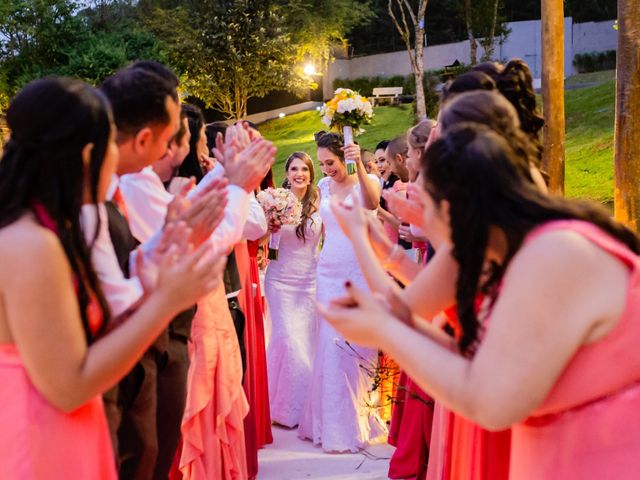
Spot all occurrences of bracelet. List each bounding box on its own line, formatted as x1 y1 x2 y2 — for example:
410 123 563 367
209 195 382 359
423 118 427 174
382 244 405 270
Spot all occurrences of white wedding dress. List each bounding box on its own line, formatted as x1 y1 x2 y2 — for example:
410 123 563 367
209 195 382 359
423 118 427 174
298 175 387 452
265 212 322 428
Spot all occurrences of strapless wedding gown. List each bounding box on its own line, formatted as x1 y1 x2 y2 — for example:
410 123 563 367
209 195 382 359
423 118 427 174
298 175 387 452
265 212 322 428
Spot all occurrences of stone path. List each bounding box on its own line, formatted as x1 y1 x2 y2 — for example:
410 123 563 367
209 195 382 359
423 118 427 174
258 425 394 479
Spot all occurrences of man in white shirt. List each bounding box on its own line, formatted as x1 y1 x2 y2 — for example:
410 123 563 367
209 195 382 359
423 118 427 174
119 115 270 480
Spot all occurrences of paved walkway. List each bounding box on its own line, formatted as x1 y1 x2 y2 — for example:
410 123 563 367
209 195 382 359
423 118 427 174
258 425 395 479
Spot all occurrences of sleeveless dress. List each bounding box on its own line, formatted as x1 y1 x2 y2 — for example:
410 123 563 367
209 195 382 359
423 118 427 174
298 175 387 452
509 220 640 479
427 309 511 480
264 212 322 428
235 240 273 480
0 206 116 479
178 284 249 480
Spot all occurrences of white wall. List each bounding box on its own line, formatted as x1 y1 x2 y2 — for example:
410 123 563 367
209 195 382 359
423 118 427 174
324 17 617 99
572 20 618 54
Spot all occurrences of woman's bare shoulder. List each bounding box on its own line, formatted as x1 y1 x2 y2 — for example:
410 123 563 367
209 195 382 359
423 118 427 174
0 215 66 281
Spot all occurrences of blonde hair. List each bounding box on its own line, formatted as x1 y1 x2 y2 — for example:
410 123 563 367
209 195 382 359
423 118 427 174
407 119 436 151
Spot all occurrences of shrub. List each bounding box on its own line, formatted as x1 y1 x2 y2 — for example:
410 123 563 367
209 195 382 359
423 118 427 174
573 50 616 73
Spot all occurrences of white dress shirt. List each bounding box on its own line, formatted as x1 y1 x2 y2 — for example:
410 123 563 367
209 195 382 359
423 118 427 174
80 203 144 318
120 164 254 253
119 166 171 243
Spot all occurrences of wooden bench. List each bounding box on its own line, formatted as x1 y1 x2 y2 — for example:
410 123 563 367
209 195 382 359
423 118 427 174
371 86 403 106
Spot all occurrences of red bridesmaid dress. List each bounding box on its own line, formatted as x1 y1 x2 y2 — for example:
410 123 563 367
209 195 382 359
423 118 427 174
235 240 273 479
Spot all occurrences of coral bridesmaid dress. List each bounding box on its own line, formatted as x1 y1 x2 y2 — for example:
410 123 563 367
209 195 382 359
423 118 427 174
0 205 117 479
509 220 640 479
178 285 249 480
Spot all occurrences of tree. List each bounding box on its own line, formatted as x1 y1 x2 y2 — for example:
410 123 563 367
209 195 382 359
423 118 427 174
613 0 640 231
461 0 508 64
0 0 84 94
279 0 373 71
540 0 565 194
143 0 319 119
388 0 430 119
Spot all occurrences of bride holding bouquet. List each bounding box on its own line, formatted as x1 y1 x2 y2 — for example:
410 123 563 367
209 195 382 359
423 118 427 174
263 152 322 428
298 89 386 452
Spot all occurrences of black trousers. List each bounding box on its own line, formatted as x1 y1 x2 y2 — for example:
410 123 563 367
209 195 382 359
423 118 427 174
104 350 159 480
153 335 190 480
228 297 247 384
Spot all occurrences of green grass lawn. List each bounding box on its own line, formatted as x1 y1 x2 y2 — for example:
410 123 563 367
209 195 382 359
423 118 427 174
262 76 616 203
261 104 415 186
564 79 615 204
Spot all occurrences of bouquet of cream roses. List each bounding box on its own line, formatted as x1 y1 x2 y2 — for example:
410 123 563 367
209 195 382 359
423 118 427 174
320 88 374 174
256 188 303 260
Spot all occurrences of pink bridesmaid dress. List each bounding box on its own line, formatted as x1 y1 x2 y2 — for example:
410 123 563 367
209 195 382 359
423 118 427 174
0 204 116 479
509 220 640 479
178 285 249 480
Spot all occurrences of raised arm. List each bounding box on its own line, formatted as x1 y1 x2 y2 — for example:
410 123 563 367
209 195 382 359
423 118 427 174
344 143 380 210
332 199 457 320
321 230 629 430
4 222 225 413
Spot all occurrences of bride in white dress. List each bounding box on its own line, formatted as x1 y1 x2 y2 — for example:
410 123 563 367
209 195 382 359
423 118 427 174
298 131 387 452
265 152 322 428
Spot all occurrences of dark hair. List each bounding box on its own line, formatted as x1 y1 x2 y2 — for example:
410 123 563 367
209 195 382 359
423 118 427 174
496 59 544 157
0 77 112 341
101 66 178 139
440 90 540 170
260 168 275 191
471 61 504 83
386 135 408 159
422 123 640 355
441 71 496 104
205 121 228 152
375 140 390 152
283 152 319 242
178 104 206 183
314 130 345 161
130 60 179 89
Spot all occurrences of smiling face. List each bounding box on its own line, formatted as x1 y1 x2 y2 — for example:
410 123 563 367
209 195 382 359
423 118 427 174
286 156 312 191
317 146 347 183
375 148 390 180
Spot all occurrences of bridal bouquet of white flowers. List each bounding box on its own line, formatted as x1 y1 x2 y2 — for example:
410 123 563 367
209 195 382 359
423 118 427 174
320 88 374 174
256 188 303 260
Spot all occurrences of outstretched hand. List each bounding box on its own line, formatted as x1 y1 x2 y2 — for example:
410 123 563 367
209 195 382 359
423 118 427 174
330 196 368 240
318 281 406 348
382 183 427 229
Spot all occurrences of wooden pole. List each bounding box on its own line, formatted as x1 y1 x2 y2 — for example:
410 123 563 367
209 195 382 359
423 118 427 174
540 0 565 194
614 0 640 230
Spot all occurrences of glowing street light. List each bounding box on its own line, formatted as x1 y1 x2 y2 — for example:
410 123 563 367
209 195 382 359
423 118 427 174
304 63 316 76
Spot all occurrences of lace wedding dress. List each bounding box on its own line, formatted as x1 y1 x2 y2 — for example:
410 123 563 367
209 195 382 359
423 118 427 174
298 175 387 452
264 212 322 428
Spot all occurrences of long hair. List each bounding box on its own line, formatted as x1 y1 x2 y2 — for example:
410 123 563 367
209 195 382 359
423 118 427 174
440 90 540 170
0 77 112 341
441 71 496 105
496 59 544 160
407 119 436 151
179 104 205 183
422 124 640 355
283 152 318 242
